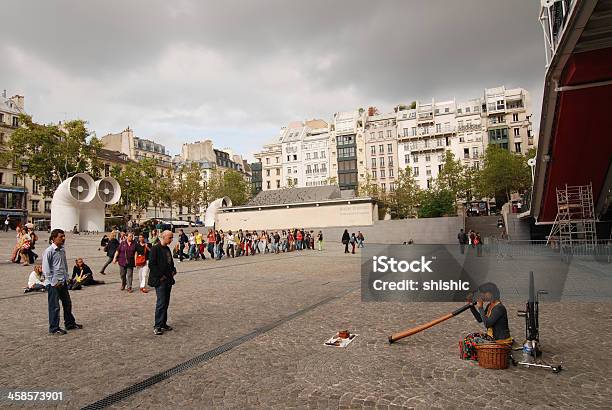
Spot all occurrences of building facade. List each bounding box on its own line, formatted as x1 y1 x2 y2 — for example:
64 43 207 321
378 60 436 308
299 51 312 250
329 110 366 192
302 120 330 188
101 127 173 171
364 112 399 192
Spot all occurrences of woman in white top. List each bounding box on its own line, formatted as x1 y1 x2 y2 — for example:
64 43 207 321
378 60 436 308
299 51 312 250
25 264 45 293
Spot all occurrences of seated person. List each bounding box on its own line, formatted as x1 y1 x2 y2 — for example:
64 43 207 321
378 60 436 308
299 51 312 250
70 258 104 290
24 264 46 293
461 282 512 361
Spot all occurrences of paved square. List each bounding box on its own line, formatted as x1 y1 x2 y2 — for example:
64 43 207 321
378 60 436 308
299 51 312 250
0 232 610 409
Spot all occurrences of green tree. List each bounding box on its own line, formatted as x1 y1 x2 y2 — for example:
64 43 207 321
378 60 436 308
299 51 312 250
388 167 420 219
1 114 103 195
436 151 470 200
153 169 176 219
175 163 205 215
357 173 389 219
418 187 455 218
475 145 531 205
207 170 251 206
113 158 158 221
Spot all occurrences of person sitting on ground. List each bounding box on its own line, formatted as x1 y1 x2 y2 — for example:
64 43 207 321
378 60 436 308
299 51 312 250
461 283 512 361
70 258 105 289
19 229 33 266
24 264 46 293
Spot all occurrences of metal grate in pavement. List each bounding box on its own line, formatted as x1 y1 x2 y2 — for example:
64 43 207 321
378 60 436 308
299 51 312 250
81 288 355 410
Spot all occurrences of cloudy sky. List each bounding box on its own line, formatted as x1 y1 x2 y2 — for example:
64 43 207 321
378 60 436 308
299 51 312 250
1 0 545 160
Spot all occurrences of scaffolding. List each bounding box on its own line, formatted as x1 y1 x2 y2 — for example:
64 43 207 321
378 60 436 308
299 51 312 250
547 183 597 253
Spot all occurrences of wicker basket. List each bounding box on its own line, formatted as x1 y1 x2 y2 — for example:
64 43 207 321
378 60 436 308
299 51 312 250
475 343 511 369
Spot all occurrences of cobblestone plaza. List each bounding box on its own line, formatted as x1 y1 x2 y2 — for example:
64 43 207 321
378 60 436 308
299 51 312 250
0 232 610 409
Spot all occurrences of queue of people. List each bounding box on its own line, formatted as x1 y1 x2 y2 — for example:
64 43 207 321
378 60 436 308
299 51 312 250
171 228 325 261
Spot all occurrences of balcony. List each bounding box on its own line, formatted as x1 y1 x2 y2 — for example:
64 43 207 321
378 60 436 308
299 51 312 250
457 123 481 133
540 0 575 68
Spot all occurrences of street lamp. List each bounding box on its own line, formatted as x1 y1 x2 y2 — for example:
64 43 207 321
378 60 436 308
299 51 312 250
20 161 29 225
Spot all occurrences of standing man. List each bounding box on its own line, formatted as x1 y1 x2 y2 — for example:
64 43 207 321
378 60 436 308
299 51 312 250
148 230 176 335
458 229 468 254
4 216 9 232
43 229 82 335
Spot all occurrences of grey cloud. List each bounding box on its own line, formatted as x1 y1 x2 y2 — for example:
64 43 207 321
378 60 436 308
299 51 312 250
0 0 546 157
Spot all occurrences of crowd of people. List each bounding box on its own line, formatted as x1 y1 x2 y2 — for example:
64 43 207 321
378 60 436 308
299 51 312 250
457 229 483 255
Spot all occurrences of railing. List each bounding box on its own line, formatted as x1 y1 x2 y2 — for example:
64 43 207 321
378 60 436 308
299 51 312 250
484 238 612 259
540 0 575 68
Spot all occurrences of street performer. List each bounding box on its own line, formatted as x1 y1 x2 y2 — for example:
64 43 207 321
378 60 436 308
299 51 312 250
461 282 512 360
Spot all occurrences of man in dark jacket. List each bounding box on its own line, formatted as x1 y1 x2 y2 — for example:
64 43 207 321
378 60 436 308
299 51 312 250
148 230 176 335
177 229 188 262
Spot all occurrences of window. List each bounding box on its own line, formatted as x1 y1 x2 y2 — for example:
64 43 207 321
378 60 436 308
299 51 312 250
514 128 520 137
44 201 51 213
370 132 375 139
489 128 509 141
371 158 377 168
0 113 3 123
276 168 280 176
436 123 441 133
380 169 385 178
104 164 110 177
427 179 432 189
276 180 281 188
497 99 505 110
513 113 519 122
515 142 522 153
437 138 443 147
457 108 462 114
0 172 3 184
445 107 449 113
413 154 418 163
466 107 471 113
313 152 318 159
372 170 377 178
411 127 417 136
337 135 355 146
32 181 39 194
438 164 443 172
287 155 290 161
378 144 384 154
276 156 279 163
293 154 297 161
381 183 386 192
321 151 325 159
390 183 395 192
425 154 431 162
31 200 39 212
413 167 419 177
388 156 393 167
380 157 385 167
266 169 270 177
473 147 479 158
12 116 19 127
321 163 327 172
403 128 409 137
314 164 319 173
387 130 392 138
404 154 410 164
424 139 429 148
464 148 469 159
267 181 271 189
389 168 394 178
426 167 432 176
377 131 383 139
338 147 356 158
12 174 18 185
266 158 270 164
306 153 311 160
387 143 392 153
338 159 357 171
306 165 312 174
371 146 376 155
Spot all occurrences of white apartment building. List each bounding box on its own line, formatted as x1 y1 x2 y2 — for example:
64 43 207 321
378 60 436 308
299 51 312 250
302 120 330 187
398 86 533 190
281 121 307 187
364 112 398 192
254 134 283 191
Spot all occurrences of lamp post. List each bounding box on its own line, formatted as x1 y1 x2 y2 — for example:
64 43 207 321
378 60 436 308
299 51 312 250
20 161 29 225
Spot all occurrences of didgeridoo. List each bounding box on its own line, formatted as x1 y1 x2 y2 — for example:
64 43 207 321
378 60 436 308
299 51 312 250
388 302 476 343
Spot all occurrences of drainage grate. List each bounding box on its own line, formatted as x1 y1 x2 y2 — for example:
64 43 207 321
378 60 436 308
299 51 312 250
81 288 355 410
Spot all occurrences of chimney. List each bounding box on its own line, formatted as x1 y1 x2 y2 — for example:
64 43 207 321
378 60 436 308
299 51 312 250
10 95 25 110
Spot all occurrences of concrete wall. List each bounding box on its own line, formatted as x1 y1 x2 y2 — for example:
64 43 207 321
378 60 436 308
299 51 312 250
318 216 464 245
216 201 376 231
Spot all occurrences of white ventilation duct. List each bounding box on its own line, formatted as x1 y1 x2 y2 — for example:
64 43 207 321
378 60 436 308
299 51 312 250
50 174 122 232
204 196 232 228
51 173 96 231
79 177 122 232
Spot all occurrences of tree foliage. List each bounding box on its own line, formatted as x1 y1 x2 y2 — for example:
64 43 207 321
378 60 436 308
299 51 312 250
418 187 456 218
1 114 103 195
112 158 158 219
474 145 531 204
207 169 251 206
388 167 420 219
174 163 205 214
